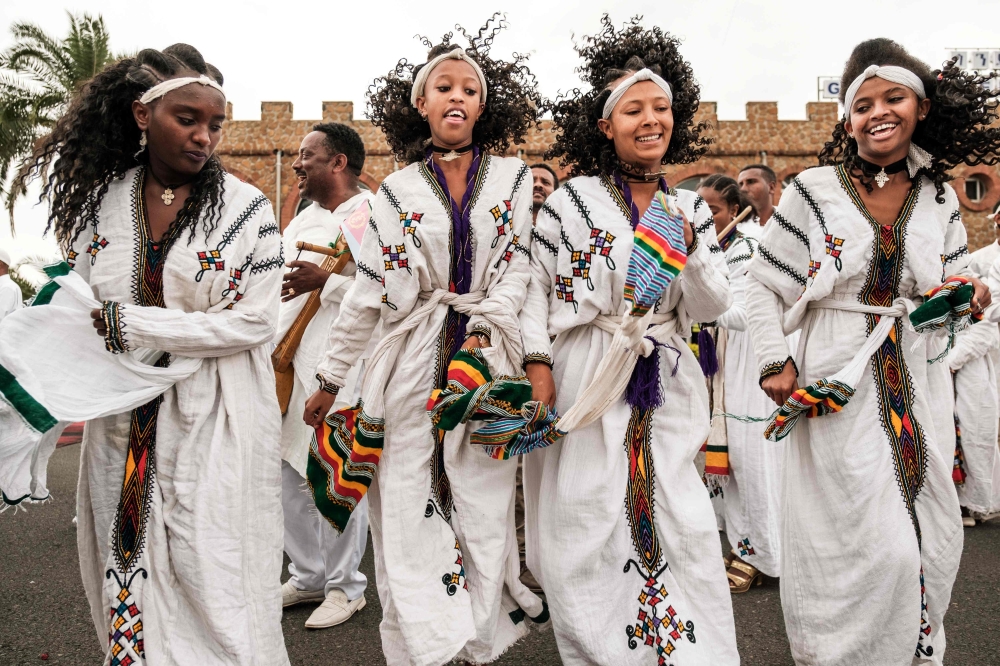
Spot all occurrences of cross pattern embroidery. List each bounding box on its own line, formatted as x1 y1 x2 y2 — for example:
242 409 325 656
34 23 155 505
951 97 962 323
382 244 409 272
490 200 513 248
825 234 844 270
441 539 469 596
629 578 694 663
197 250 225 274
400 212 424 247
67 249 79 268
89 234 109 265
738 537 755 557
555 275 578 312
808 260 821 285
589 228 616 268
570 249 595 291
498 234 529 265
107 571 145 666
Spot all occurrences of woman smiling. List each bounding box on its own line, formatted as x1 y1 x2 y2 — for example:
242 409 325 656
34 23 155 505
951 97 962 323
302 17 545 666
746 38 1000 664
518 16 738 666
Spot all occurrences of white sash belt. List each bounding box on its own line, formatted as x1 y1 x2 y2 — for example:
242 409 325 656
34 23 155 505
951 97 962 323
557 310 679 433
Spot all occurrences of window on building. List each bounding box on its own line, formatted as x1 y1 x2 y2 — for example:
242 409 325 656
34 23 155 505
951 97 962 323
675 175 707 191
965 174 987 203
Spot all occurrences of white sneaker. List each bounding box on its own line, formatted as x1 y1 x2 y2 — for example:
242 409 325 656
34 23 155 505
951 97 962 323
282 581 325 608
962 515 976 527
304 589 366 629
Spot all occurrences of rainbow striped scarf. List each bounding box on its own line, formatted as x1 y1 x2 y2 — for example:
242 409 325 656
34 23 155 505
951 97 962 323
909 276 983 334
624 190 688 317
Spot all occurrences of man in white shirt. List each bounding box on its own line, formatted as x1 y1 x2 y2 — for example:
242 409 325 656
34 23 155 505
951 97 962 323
0 244 23 322
277 124 373 629
737 163 777 239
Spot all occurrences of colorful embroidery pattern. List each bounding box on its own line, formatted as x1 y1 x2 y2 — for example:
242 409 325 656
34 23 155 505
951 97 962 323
101 301 129 354
555 275 577 312
738 538 755 558
808 260 822 283
382 244 409 272
825 235 844 269
193 193 269 282
442 539 469 596
89 233 109 265
66 249 79 268
953 414 967 486
621 406 696 662
197 250 225 274
496 233 529 268
107 569 146 666
565 182 616 270
307 399 385 534
490 200 513 248
399 212 424 247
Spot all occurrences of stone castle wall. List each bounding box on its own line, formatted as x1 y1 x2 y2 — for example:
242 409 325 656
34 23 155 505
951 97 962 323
217 100 1000 250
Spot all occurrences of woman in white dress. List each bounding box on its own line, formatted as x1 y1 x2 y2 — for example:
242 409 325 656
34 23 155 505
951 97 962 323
9 45 288 664
697 175 786 592
302 19 546 666
746 39 998 665
518 17 739 665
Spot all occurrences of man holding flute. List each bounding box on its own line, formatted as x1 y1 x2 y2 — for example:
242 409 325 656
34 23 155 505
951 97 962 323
276 123 373 629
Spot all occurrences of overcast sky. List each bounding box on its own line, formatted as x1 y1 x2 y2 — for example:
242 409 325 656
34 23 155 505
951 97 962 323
3 0 999 249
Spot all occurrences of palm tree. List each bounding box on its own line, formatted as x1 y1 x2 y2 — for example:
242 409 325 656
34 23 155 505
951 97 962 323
0 13 118 209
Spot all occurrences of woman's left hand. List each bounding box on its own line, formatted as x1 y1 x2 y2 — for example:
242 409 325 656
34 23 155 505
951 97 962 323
90 308 106 337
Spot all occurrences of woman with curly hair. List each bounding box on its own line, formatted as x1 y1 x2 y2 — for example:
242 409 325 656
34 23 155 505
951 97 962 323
4 44 288 664
746 38 999 664
518 17 738 665
302 17 545 665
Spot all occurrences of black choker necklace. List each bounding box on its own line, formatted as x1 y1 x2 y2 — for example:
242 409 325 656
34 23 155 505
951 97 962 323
856 155 908 189
618 163 668 183
431 143 474 163
147 169 196 206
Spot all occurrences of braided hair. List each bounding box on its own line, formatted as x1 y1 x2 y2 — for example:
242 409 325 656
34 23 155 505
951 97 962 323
366 13 541 164
12 43 227 250
699 173 755 219
546 15 711 177
819 38 1000 203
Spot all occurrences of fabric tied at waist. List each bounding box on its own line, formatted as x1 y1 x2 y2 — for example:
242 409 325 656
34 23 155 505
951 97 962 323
308 287 534 533
765 284 983 441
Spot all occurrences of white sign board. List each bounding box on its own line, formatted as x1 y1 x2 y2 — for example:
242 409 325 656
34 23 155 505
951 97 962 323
818 76 841 101
948 50 968 68
971 51 991 70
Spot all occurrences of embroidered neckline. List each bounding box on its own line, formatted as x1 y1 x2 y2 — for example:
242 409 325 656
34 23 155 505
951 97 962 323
418 153 491 221
836 163 919 232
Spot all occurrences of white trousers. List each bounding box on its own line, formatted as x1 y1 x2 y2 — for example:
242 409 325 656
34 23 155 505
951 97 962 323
281 460 369 601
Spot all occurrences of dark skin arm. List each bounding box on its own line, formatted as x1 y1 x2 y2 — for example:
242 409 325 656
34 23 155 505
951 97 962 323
526 362 557 408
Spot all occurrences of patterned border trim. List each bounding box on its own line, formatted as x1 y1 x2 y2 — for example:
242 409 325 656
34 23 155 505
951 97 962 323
757 245 807 287
250 245 285 275
695 217 714 235
758 356 796 386
0 362 58 433
773 210 810 249
687 233 700 254
540 202 562 224
102 301 129 354
468 323 492 344
316 373 341 395
523 352 553 368
948 210 961 225
943 245 968 265
356 261 380 283
258 222 279 238
531 229 558 256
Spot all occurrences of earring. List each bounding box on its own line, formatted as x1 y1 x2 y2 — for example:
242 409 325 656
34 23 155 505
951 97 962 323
134 130 147 159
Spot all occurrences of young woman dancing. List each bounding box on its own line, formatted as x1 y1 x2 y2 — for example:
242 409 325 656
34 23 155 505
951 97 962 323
11 45 288 664
746 38 999 664
518 17 739 665
302 18 546 666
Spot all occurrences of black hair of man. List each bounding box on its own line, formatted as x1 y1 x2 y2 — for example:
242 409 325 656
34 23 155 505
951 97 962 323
738 163 776 184
529 163 560 189
312 123 366 177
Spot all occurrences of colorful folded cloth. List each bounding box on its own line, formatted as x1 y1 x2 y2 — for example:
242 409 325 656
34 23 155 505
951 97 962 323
426 348 531 429
624 190 688 317
763 378 855 442
473 401 564 460
909 276 982 334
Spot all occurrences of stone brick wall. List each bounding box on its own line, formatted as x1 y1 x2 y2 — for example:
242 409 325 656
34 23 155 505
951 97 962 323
217 100 1000 248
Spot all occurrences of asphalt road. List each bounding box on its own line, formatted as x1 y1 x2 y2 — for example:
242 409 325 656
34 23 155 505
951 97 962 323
1 444 997 665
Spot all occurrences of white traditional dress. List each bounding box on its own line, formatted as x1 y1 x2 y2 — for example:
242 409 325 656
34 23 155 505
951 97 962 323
745 165 966 665
948 321 1000 518
66 168 289 665
710 230 785 577
519 176 739 666
0 273 23 322
277 194 373 602
315 152 544 666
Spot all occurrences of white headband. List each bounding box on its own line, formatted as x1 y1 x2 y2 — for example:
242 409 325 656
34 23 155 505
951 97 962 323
410 47 488 107
139 75 225 105
843 64 925 113
603 68 673 119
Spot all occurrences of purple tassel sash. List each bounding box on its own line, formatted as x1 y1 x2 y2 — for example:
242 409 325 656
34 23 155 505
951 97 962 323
697 327 719 377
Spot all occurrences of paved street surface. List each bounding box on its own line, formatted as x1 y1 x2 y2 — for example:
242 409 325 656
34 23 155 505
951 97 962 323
2 444 998 665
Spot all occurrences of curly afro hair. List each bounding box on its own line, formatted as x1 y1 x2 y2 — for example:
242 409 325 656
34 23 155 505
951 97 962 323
11 43 227 250
819 38 1000 203
366 13 541 165
546 15 711 178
